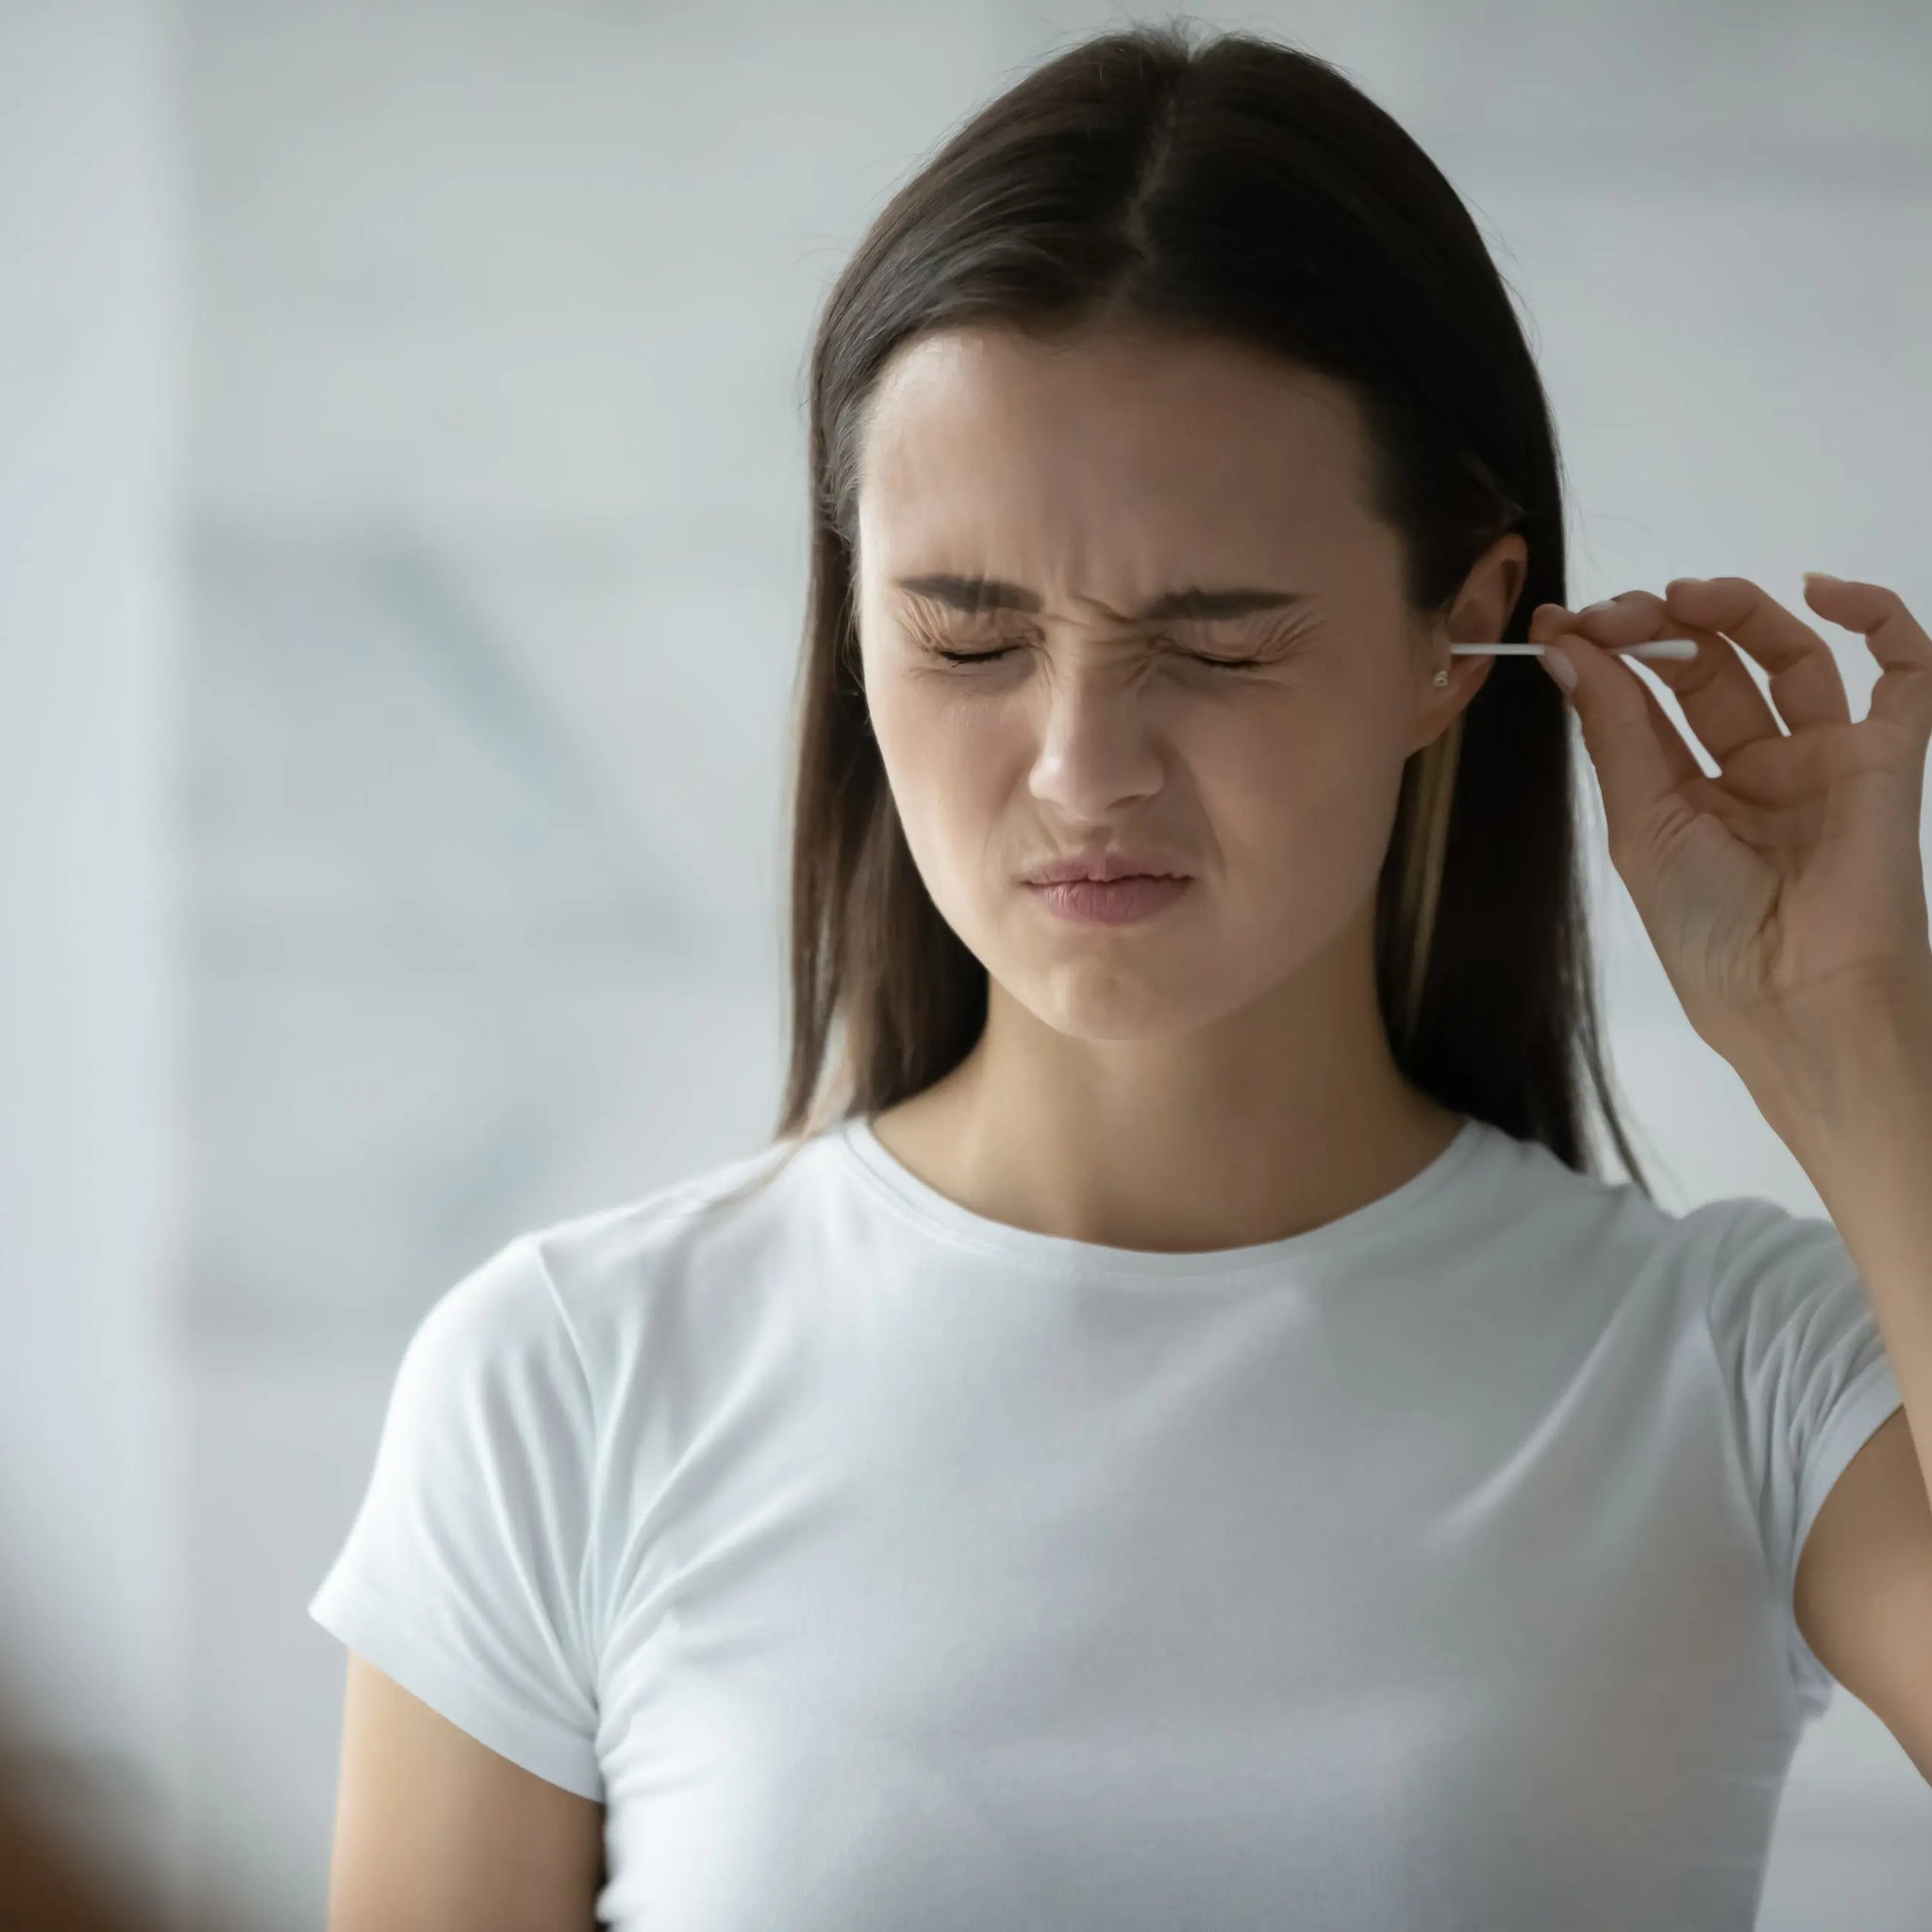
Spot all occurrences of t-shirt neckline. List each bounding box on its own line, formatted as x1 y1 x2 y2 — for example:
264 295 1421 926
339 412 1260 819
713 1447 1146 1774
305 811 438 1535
834 1109 1494 1282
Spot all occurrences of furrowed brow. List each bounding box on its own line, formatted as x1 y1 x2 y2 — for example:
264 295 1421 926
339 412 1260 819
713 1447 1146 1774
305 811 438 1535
892 573 1309 621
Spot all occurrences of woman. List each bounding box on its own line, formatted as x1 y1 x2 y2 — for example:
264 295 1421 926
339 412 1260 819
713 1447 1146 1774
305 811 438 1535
310 21 1923 1929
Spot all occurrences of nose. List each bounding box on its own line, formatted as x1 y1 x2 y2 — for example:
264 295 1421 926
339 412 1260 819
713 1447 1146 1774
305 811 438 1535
1025 658 1168 819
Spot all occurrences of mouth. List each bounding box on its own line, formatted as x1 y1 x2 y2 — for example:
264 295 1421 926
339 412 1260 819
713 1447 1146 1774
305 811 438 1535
1024 873 1194 925
1022 855 1194 886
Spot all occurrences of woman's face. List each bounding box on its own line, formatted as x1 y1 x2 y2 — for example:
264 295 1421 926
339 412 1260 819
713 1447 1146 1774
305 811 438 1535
853 323 1521 1043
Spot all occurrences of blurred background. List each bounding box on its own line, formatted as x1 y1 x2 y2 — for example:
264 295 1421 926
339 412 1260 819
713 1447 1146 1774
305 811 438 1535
2 1 1928 1925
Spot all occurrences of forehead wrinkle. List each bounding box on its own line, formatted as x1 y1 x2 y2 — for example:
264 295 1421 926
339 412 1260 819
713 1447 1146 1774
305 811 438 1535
891 571 1311 625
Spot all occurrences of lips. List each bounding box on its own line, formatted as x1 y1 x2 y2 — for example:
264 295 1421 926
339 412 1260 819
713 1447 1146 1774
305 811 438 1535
1027 874 1193 925
1023 852 1193 885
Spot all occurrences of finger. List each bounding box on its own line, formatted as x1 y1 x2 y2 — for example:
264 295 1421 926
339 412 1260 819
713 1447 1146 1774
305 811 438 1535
1800 575 1932 741
1558 589 1783 772
1613 647 1707 800
1663 576 1852 734
1545 629 1699 860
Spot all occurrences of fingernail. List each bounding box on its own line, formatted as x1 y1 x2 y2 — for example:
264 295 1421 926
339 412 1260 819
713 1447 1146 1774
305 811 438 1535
1540 644 1578 692
1802 571 1841 586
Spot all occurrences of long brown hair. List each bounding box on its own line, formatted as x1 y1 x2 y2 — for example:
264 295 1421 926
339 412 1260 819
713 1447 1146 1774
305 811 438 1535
760 19 1653 1199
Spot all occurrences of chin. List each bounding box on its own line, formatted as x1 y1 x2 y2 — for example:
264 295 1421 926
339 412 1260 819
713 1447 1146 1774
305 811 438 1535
1016 967 1235 1041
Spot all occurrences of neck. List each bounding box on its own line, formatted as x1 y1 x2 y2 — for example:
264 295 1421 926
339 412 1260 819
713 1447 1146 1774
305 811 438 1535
866 923 1464 1255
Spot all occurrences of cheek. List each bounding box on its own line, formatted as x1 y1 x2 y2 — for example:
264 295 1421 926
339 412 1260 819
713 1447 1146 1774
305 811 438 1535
870 685 1009 870
1192 700 1404 881
877 682 1001 779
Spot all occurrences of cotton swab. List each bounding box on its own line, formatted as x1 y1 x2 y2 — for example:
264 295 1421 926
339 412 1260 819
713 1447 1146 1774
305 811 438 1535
1450 639 1698 661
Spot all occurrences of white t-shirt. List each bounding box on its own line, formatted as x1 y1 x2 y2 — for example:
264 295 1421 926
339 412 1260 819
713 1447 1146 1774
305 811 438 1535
309 1111 1903 1930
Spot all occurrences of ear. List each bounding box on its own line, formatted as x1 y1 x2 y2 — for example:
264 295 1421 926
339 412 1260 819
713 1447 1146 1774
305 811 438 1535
1408 648 1491 758
1453 531 1531 642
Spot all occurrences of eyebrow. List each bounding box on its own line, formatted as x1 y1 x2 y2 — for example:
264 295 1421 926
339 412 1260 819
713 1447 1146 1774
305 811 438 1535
891 573 1311 622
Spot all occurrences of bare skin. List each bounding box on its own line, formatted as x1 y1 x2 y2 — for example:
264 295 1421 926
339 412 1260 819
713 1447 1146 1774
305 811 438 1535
854 321 1523 1252
323 1654 604 1931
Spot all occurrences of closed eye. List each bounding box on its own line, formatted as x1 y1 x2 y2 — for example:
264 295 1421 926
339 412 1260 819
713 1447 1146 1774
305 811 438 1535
928 645 1261 670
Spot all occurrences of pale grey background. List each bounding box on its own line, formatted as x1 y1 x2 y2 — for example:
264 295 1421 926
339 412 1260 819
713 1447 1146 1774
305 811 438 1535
2 1 1928 1924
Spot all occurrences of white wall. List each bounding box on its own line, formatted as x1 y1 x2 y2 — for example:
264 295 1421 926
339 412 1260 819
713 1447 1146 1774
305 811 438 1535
0 0 190 1914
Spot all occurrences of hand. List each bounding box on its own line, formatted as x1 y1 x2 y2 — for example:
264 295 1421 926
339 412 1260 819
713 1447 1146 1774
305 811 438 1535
1528 575 1932 1084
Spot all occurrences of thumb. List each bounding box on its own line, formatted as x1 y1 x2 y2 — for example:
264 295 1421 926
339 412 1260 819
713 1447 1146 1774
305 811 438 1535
1536 636 1581 703
1541 631 1686 855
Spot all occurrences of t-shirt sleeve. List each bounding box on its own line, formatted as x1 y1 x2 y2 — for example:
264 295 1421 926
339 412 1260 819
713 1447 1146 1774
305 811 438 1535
1699 1195 1905 1714
308 1232 605 1800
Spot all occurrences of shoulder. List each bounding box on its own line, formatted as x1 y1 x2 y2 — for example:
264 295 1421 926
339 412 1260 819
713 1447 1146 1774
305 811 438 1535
1508 1144 1862 1352
1467 1128 1836 1329
1496 1120 1808 1240
1672 1190 1859 1343
405 1135 826 1402
1472 1124 1691 1277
